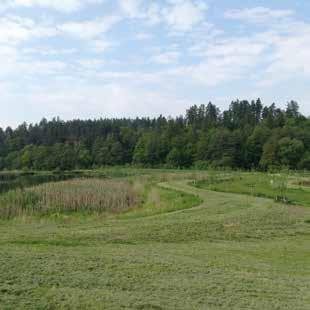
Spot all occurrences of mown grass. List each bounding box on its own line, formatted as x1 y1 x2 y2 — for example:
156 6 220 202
194 171 310 207
0 171 310 309
119 185 202 219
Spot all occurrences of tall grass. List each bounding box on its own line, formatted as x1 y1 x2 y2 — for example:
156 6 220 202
0 179 141 219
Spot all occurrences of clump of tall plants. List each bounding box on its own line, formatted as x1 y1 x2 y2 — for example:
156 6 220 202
270 173 289 204
0 179 141 219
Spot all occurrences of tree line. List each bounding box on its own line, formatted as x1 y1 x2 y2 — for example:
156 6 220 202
0 99 309 171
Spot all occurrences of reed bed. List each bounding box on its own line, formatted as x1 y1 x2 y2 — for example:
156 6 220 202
0 179 141 219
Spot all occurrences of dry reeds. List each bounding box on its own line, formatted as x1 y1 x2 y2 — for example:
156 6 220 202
0 179 141 219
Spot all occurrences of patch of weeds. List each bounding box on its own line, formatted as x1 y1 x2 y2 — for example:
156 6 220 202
136 304 163 310
8 239 84 247
108 238 136 245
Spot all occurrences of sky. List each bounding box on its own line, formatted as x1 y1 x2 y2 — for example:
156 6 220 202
0 0 310 128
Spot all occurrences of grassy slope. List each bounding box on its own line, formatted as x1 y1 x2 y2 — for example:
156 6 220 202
0 179 310 309
194 172 310 207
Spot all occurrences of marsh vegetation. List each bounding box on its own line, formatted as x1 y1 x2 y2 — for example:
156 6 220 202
0 178 141 219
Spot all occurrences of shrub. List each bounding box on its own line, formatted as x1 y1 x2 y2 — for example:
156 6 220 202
193 161 209 170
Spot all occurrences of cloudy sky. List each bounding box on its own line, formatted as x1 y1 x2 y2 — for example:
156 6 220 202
1 0 310 128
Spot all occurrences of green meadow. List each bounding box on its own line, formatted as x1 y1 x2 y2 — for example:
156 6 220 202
0 169 310 309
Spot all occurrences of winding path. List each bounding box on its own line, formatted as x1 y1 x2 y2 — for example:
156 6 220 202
157 179 274 215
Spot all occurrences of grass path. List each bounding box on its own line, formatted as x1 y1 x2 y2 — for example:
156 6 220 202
0 179 310 309
158 179 272 212
193 172 310 207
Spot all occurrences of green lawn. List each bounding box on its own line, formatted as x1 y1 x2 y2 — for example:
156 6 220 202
0 175 310 309
194 172 310 207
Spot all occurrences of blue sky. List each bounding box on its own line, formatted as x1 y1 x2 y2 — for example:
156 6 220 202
0 0 309 128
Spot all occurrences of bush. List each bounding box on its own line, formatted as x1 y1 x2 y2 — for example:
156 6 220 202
193 161 209 170
298 152 310 170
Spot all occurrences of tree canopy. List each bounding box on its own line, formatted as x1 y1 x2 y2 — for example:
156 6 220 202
0 100 309 171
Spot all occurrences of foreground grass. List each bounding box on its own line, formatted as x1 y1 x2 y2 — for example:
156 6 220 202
0 177 310 309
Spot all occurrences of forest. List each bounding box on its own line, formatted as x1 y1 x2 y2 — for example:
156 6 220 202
0 99 309 171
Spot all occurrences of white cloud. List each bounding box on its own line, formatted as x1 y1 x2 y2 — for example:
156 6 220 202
0 14 120 47
118 0 161 25
257 22 310 86
0 54 67 77
152 51 180 64
0 0 103 13
118 0 143 18
12 82 194 123
163 0 206 31
193 36 267 59
225 7 294 24
163 0 207 31
191 23 310 88
1 2 310 127
0 16 57 45
119 0 207 31
59 16 120 39
90 40 114 53
20 60 67 75
135 32 152 40
77 59 106 69
174 33 269 86
144 3 162 25
185 9 310 88
0 14 118 83
22 47 77 56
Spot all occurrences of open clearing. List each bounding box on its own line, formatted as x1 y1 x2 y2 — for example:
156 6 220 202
0 172 310 309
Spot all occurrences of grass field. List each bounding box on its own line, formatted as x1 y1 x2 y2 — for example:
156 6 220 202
0 170 310 309
194 171 310 207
